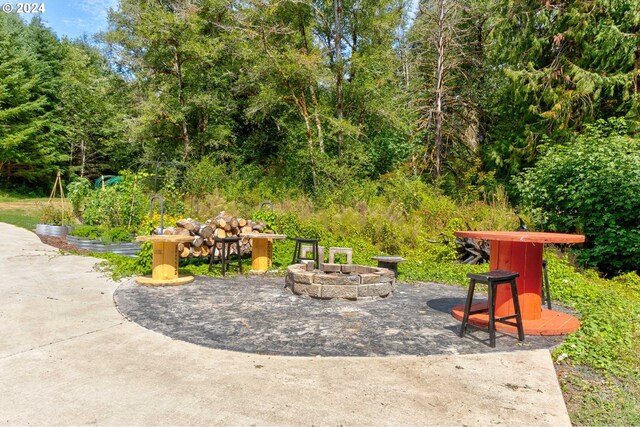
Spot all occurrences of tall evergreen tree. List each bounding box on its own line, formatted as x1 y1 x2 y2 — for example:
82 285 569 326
0 14 66 187
104 0 237 161
59 40 131 178
484 0 640 178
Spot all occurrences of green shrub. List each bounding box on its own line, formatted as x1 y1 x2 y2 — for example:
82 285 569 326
100 227 132 244
66 177 92 216
252 209 276 231
516 118 640 274
94 241 153 279
39 203 74 225
82 171 148 229
71 225 104 240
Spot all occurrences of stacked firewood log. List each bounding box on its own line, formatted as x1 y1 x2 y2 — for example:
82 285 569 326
154 212 268 259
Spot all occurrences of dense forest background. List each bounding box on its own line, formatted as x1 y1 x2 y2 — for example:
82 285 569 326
2 4 640 422
2 0 638 197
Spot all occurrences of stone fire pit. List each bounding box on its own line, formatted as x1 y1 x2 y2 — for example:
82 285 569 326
286 263 396 300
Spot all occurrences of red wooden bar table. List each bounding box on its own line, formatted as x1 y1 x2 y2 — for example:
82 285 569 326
452 231 585 336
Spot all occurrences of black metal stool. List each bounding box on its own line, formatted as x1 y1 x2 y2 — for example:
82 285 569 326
291 238 319 267
541 259 551 309
209 236 242 276
459 270 525 348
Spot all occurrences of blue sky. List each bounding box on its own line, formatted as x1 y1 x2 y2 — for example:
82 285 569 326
17 0 118 40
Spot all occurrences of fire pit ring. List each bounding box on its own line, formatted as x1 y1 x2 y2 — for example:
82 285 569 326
286 263 396 300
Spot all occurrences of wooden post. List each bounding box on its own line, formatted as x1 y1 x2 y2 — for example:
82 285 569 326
47 171 66 226
490 240 543 320
152 241 179 280
251 239 270 271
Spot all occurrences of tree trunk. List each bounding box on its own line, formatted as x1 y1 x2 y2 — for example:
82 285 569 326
334 0 344 155
634 41 640 95
80 139 86 178
174 49 190 159
309 80 324 153
433 0 447 179
259 28 318 191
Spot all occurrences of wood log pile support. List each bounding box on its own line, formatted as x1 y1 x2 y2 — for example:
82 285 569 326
159 212 268 259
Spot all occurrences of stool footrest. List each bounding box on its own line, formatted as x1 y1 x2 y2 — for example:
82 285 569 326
495 319 521 328
495 314 519 322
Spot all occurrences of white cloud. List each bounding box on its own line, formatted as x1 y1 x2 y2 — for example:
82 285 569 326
68 0 118 28
62 18 90 28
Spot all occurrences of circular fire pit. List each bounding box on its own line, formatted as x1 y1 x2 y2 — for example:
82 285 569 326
286 263 396 300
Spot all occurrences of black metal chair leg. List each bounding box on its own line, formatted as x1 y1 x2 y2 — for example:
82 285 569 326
459 279 476 337
292 241 299 264
542 260 551 309
221 241 227 277
488 282 496 348
236 240 242 273
510 279 525 341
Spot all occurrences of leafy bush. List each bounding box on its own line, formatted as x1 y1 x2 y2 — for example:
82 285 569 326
251 208 276 231
82 171 148 229
183 156 227 197
66 177 92 216
100 227 132 244
94 241 153 279
39 203 74 225
70 224 132 243
71 225 104 240
516 118 640 274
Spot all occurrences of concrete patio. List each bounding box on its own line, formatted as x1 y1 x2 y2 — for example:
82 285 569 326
0 222 571 425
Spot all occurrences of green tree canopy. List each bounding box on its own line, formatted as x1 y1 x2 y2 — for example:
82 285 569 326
516 118 640 274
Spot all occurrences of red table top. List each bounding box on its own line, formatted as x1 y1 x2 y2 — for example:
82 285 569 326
455 230 585 244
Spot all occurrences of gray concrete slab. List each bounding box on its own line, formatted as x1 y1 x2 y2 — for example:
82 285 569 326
0 222 571 425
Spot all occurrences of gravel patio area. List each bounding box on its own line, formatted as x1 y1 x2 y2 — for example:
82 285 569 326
115 276 569 356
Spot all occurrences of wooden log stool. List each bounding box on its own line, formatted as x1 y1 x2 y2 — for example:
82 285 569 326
292 238 319 267
209 236 242 276
459 270 525 348
328 247 353 264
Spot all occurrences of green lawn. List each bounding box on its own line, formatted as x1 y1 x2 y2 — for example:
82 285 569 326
0 188 46 202
0 209 40 230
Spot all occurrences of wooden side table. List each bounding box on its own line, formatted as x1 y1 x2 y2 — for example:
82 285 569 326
135 235 195 286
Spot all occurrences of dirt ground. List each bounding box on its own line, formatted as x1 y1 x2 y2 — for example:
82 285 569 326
37 235 89 254
0 200 48 210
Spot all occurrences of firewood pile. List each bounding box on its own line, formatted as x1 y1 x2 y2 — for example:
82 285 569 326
154 211 268 259
455 236 490 264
